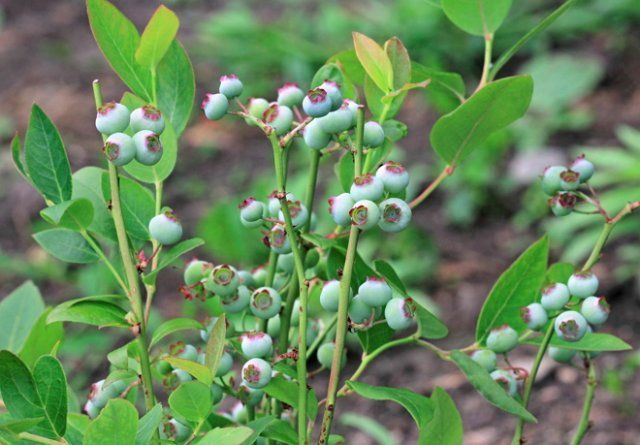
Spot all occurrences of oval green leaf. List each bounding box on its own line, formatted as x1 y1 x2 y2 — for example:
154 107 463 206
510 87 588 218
168 381 212 422
150 318 203 348
83 399 138 445
352 32 393 93
33 229 99 264
442 0 513 36
135 5 179 68
40 199 94 231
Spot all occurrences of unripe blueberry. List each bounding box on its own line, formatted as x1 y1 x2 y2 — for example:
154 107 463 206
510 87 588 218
303 118 332 150
350 200 381 231
349 295 373 324
267 224 291 254
328 193 355 226
102 132 136 166
302 88 332 117
541 165 566 196
238 269 256 288
318 102 353 134
289 299 301 327
490 369 517 396
549 346 576 363
95 101 130 135
211 384 224 405
570 154 594 183
221 285 251 313
239 197 265 223
363 121 385 148
384 298 415 330
278 199 309 228
176 343 198 362
554 310 588 342
567 271 599 298
541 283 571 311
320 279 344 313
242 358 272 389
376 162 410 193
305 248 320 269
486 325 518 353
350 174 384 201
581 296 609 325
549 192 577 217
317 342 346 369
149 210 182 245
267 314 281 337
343 99 359 127
252 266 267 287
184 260 213 286
238 384 264 407
219 74 243 99
263 103 294 136
559 170 581 191
277 253 294 274
358 277 392 307
246 97 270 125
132 130 163 166
319 80 343 110
273 273 287 290
172 368 192 383
241 214 263 229
205 264 239 297
167 418 191 441
471 349 497 373
277 82 304 107
521 303 548 331
202 93 229 121
88 380 109 408
216 351 233 377
378 198 412 233
241 332 273 358
250 287 282 319
229 402 248 424
130 105 165 134
156 358 173 375
267 193 282 218
84 400 100 419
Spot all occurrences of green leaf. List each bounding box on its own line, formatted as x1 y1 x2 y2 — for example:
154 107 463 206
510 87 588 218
352 32 393 93
197 426 254 445
123 121 178 183
336 152 355 193
413 299 448 340
525 333 632 352
442 0 513 36
340 413 396 445
262 376 318 420
545 262 574 284
32 356 68 438
24 104 72 204
164 356 213 385
0 281 44 352
373 260 407 294
83 399 138 445
33 229 99 264
48 296 128 328
450 350 536 422
157 40 195 136
101 174 154 240
150 318 203 348
381 79 431 104
356 323 395 354
364 76 404 121
346 381 433 427
168 381 212 422
11 134 30 182
261 419 298 445
72 167 116 241
142 238 204 285
0 417 44 436
135 5 179 68
205 314 227 377
135 404 162 445
19 309 64 367
384 37 411 90
412 63 465 104
40 199 94 231
65 414 90 445
418 387 462 445
243 416 277 444
430 75 533 166
86 0 152 100
476 236 548 342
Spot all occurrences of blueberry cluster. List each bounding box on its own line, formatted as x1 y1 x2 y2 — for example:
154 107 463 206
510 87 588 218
541 155 595 216
329 161 412 232
95 102 166 167
236 192 313 240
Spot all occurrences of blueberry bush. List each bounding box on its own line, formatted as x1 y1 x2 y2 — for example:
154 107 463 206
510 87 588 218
1 0 637 444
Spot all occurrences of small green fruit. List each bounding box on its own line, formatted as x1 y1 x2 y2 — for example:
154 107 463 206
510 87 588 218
250 287 282 319
490 369 517 396
358 276 392 307
486 325 518 353
277 82 304 107
95 101 130 135
103 132 136 166
219 74 243 99
242 358 272 389
541 283 570 311
541 165 566 196
384 298 414 330
263 103 293 136
554 310 588 342
130 105 165 134
363 121 385 147
350 174 384 201
205 264 240 297
521 303 548 331
241 332 273 358
378 198 412 233
580 296 609 325
149 210 182 245
567 271 599 299
471 349 497 372
350 200 381 231
202 93 229 120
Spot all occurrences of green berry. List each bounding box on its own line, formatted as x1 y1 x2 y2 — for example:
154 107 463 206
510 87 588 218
239 197 265 223
559 170 581 191
202 93 229 120
252 266 267 287
319 80 343 110
490 369 517 396
278 198 309 228
302 88 332 117
471 349 497 372
317 342 346 369
219 74 243 99
95 101 130 135
303 118 332 150
238 384 264 407
541 283 570 311
205 264 239 297
184 260 213 286
268 224 291 254
167 419 191 441
241 332 273 358
84 400 100 419
149 210 182 245
230 402 248 424
172 368 192 383
384 298 415 331
250 287 282 319
267 314 281 337
216 351 233 377
211 384 224 405
277 82 304 107
378 198 412 233
242 358 272 389
177 344 198 362
221 285 251 313
541 165 566 196
343 99 360 127
570 155 594 183
328 193 355 226
350 200 381 231
317 101 353 134
567 271 599 298
363 121 385 148
554 310 588 342
103 132 136 166
238 270 256 288
580 296 609 325
320 279 344 313
276 253 294 274
263 103 293 136
156 359 173 375
549 346 576 363
486 325 518 353
521 303 548 331
376 161 409 193
130 105 165 134
348 295 373 324
549 192 576 216
247 98 270 125
291 299 301 327
350 174 384 201
133 130 163 165
358 277 392 307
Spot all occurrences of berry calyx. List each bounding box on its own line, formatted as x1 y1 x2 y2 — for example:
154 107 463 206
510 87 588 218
570 154 594 183
554 310 588 342
376 161 410 193
486 325 518 353
328 193 355 227
378 198 412 233
350 174 384 201
241 358 272 389
219 74 243 99
267 224 291 254
350 200 381 231
149 210 182 245
549 192 577 216
133 130 163 166
363 121 385 148
205 264 240 297
384 298 415 330
239 197 265 223
202 93 229 121
250 287 282 319
559 170 580 191
263 103 294 136
130 105 165 134
521 303 548 331
103 132 136 166
567 271 599 298
95 101 130 135
358 276 392 307
302 88 332 117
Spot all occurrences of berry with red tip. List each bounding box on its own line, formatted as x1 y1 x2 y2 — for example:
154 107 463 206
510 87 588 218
570 155 594 183
486 325 518 353
302 88 331 117
490 369 517 396
166 419 191 441
303 118 332 150
521 303 548 331
319 80 343 110
241 331 273 358
239 197 265 223
581 296 609 325
84 400 100 419
130 105 165 134
350 174 384 201
221 285 251 313
176 343 198 362
541 283 570 311
378 198 412 233
343 99 359 127
567 271 599 298
541 165 566 196
278 198 309 228
559 170 580 191
277 82 304 107
358 276 392 307
554 310 588 342
384 298 415 330
133 130 163 165
318 101 353 134
263 103 293 136
320 280 348 312
471 349 497 372
350 200 381 231
268 224 291 254
205 264 239 297
328 193 355 226
242 358 272 389
376 161 410 193
184 260 213 286
549 192 576 216
250 287 282 319
549 346 576 363
202 93 229 120
349 295 373 324
95 101 130 135
219 74 243 99
149 210 182 245
103 132 136 166
363 121 385 148
216 351 233 377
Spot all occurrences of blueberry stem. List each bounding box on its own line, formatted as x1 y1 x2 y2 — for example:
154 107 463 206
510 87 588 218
570 358 597 445
307 314 338 360
409 165 455 209
474 33 494 93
